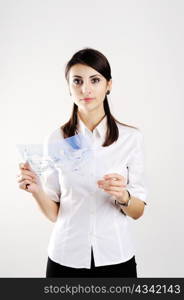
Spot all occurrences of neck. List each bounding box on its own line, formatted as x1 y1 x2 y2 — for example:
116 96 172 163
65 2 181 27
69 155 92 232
77 109 106 132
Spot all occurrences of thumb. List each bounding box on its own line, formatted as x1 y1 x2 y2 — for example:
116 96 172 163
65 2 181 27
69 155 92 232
20 161 32 171
25 161 35 172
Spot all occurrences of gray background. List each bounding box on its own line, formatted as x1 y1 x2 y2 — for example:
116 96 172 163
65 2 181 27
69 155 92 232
0 0 184 277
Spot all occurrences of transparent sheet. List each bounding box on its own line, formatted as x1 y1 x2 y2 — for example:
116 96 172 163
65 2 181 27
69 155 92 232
16 133 93 178
16 132 133 206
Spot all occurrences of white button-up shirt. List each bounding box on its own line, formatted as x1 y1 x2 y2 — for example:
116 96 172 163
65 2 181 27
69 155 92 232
42 115 148 269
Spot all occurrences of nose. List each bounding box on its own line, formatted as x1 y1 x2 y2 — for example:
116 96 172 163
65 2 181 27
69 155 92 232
81 82 92 95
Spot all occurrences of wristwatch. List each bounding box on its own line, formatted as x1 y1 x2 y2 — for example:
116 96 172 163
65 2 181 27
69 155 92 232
116 190 131 207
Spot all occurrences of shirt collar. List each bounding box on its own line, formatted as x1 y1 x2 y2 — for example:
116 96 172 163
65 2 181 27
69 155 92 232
77 114 107 140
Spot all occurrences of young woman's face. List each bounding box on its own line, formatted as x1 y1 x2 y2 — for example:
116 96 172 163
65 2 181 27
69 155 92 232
68 64 112 113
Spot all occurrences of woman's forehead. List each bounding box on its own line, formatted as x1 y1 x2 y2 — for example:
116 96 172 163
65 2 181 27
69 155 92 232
69 64 102 78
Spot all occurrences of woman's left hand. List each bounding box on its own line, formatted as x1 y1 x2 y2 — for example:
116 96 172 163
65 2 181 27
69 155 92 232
97 173 127 201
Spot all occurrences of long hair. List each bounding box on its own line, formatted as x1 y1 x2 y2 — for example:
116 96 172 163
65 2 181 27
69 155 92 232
61 48 137 147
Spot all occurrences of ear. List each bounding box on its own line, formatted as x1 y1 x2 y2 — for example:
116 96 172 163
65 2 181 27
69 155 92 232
107 79 112 92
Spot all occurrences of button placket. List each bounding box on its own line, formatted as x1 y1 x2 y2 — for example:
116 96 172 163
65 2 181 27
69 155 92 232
88 131 100 241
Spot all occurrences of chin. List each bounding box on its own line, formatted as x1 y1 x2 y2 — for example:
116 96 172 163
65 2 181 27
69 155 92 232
79 102 96 108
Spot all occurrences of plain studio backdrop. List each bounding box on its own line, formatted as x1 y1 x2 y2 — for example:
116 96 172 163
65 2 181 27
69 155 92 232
0 0 183 277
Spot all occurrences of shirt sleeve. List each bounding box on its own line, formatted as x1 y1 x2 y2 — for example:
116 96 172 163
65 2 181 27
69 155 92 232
126 129 148 205
40 134 62 203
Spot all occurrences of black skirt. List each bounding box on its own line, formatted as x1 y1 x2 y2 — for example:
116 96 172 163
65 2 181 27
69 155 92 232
46 248 137 278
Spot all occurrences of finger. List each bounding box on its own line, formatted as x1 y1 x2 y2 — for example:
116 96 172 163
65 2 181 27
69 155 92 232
98 180 126 188
19 179 33 190
104 175 126 185
103 186 125 192
19 169 37 178
104 180 126 187
19 162 28 169
17 174 37 183
19 161 33 171
103 173 124 181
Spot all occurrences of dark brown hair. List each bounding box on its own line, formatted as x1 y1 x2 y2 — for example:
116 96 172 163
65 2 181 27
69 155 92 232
61 48 137 147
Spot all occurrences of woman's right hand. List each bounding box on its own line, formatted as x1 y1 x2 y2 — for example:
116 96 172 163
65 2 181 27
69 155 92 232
17 161 43 194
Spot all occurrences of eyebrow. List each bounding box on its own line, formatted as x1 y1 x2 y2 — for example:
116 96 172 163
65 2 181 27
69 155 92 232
72 74 101 78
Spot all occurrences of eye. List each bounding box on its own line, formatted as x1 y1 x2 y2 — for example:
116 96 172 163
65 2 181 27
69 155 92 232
92 78 100 83
72 77 100 86
73 79 82 85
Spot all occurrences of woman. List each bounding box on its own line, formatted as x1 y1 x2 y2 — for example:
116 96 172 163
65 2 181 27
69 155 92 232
17 48 148 278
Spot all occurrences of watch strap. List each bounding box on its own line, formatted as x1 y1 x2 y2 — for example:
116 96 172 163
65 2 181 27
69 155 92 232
116 190 131 207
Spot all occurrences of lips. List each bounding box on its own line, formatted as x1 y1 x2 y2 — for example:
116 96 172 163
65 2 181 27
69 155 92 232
83 98 94 101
